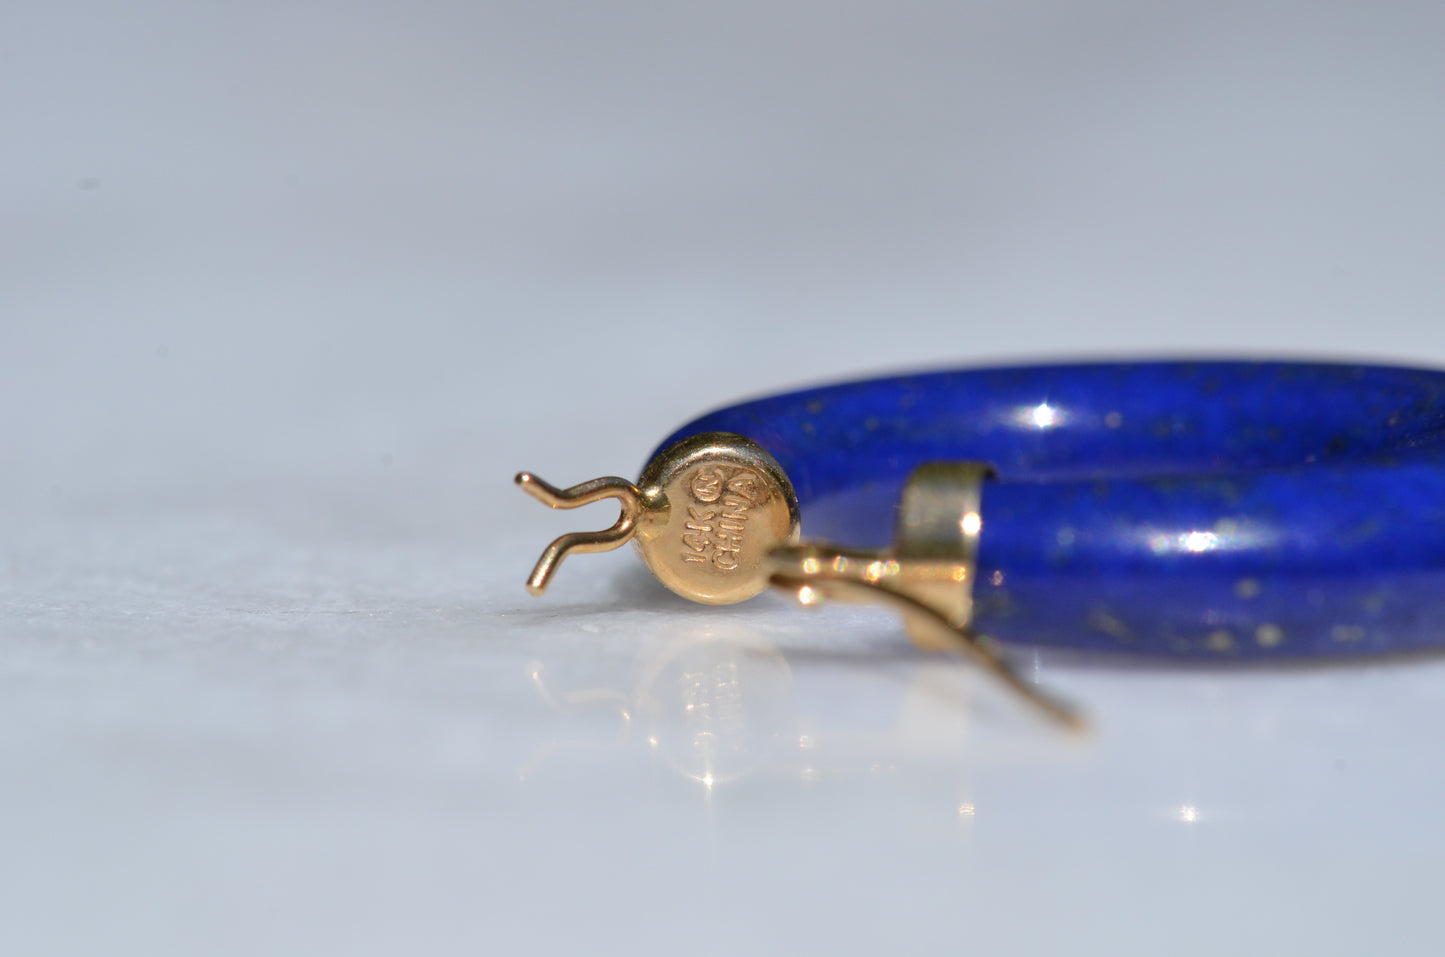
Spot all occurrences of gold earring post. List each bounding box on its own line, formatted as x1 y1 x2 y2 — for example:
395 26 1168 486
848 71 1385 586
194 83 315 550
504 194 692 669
768 553 1083 730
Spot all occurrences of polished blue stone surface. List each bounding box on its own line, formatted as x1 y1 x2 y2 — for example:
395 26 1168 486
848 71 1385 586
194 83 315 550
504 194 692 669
655 361 1445 658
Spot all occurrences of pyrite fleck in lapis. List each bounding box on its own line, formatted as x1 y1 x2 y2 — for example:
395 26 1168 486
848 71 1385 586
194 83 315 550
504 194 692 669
656 360 1445 658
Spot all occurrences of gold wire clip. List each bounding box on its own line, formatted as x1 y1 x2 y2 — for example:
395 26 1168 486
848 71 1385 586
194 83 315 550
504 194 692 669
514 474 644 595
516 434 1083 729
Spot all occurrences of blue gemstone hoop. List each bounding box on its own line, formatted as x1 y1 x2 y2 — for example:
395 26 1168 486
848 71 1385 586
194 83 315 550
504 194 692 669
517 360 1445 725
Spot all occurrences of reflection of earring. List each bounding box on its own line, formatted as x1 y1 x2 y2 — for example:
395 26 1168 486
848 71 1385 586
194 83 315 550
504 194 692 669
633 626 794 791
516 359 1445 725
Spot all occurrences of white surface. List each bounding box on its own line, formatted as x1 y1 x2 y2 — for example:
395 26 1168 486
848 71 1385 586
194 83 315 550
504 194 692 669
4 2 1445 954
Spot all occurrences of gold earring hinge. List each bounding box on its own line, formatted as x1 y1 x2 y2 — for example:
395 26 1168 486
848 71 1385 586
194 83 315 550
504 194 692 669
515 433 1083 730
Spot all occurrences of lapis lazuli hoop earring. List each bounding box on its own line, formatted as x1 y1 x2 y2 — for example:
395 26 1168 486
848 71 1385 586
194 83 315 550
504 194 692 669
516 360 1445 727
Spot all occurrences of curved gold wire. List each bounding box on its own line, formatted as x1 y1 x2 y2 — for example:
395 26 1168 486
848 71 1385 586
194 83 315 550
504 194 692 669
515 472 643 594
769 570 1085 731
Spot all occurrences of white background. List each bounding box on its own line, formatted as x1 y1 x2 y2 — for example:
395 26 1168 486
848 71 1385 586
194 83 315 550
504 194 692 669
4 2 1444 954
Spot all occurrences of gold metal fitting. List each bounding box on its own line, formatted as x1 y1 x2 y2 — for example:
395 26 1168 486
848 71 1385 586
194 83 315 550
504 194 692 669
517 437 1082 729
516 432 801 604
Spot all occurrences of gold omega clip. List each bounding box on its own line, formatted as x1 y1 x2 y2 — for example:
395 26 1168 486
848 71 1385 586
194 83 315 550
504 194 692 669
515 431 1082 730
